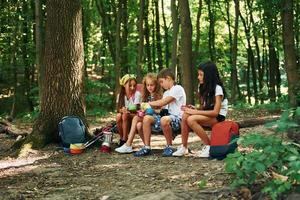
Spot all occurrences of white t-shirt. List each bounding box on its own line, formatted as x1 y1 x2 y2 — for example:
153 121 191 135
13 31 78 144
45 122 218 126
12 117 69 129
124 91 141 107
163 85 186 118
215 85 228 116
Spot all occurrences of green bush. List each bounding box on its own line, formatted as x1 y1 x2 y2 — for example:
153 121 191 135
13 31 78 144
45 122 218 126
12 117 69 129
225 108 300 199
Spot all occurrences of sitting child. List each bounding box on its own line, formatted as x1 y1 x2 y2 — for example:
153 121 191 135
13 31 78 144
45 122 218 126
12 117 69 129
115 73 162 153
116 74 141 147
134 68 186 157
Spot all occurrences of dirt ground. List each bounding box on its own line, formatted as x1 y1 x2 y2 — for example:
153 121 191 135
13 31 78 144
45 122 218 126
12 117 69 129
0 109 279 200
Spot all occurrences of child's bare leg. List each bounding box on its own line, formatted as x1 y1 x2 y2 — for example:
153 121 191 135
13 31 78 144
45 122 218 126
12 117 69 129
181 113 190 148
126 116 142 146
121 113 129 141
136 122 144 143
161 116 173 146
116 113 123 139
142 115 155 146
187 115 217 145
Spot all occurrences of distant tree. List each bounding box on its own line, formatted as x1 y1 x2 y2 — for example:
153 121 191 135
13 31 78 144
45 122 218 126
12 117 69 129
24 0 85 148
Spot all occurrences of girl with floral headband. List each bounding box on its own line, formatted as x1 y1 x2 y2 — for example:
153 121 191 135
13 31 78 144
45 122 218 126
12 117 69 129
116 74 141 147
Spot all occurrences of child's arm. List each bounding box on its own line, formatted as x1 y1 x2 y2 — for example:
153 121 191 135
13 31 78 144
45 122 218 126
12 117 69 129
148 96 175 108
184 95 222 117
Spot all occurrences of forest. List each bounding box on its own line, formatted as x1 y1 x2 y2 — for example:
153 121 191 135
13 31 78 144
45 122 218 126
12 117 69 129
0 0 300 199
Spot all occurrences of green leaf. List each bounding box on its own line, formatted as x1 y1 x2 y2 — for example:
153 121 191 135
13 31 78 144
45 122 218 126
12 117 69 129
255 163 266 172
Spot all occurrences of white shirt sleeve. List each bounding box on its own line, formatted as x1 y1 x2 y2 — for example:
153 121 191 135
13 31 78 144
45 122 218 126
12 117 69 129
215 85 224 97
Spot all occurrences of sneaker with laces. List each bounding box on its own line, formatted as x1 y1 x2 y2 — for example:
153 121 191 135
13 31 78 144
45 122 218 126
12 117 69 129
133 147 152 157
172 145 188 157
197 145 210 158
115 144 133 153
162 146 175 157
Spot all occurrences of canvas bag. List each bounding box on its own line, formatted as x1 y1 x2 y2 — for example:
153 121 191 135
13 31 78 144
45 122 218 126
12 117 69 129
58 116 86 148
209 121 239 160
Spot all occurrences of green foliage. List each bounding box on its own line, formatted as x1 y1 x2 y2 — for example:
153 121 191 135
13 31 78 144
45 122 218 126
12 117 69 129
85 79 115 112
225 110 300 199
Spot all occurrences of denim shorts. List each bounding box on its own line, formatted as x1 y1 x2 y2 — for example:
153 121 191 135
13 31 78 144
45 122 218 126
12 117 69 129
152 114 181 133
216 115 225 122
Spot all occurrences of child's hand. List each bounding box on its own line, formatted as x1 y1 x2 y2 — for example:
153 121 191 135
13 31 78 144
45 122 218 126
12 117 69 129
181 105 195 111
184 108 197 115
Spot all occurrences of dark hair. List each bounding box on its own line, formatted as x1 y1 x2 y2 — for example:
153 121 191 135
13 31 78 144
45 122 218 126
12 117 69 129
198 61 226 110
157 68 175 81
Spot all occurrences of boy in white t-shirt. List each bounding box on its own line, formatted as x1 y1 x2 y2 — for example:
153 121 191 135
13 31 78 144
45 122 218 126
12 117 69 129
134 68 186 157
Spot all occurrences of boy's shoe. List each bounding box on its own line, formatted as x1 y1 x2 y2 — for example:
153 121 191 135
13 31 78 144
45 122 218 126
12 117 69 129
118 139 126 147
162 146 175 157
133 147 152 157
197 145 210 158
172 145 188 157
115 144 133 153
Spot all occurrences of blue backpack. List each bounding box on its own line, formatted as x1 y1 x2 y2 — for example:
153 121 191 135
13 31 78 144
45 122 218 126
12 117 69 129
58 116 86 148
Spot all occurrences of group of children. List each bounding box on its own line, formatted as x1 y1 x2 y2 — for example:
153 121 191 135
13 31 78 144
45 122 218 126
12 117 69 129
114 61 228 157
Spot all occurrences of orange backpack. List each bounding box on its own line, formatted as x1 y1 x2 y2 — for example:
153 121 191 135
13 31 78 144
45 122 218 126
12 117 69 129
209 121 239 160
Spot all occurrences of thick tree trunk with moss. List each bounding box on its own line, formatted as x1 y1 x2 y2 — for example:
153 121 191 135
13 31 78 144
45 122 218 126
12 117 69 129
25 0 85 148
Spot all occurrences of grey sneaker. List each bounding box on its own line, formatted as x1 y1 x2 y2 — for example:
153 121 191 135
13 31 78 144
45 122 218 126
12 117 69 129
115 144 133 153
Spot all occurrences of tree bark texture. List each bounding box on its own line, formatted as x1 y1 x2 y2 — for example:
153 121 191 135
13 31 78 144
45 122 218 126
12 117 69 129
170 0 179 74
137 0 145 82
281 0 300 107
28 0 85 148
178 0 194 104
230 0 240 102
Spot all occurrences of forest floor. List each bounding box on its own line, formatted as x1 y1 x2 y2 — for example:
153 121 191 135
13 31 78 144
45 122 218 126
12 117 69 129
0 108 281 200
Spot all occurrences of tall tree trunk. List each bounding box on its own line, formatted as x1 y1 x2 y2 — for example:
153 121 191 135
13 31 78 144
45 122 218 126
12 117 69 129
151 1 156 71
240 10 258 104
268 32 277 102
121 0 129 74
154 0 163 70
205 0 216 62
27 0 85 148
195 0 202 61
115 0 122 94
247 0 262 103
144 0 152 72
170 0 179 74
35 0 45 109
137 0 145 82
95 0 116 63
22 2 34 111
161 0 169 68
281 0 300 107
230 0 240 102
178 0 194 104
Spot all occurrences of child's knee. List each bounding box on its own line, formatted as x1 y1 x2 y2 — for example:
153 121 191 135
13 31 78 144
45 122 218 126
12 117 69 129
143 115 154 124
161 117 171 127
187 116 196 127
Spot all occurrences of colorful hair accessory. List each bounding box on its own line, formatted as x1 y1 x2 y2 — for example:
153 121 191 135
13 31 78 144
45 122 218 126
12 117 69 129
119 74 137 86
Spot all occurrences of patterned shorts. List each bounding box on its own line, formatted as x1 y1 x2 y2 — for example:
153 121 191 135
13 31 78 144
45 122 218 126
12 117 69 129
151 114 181 133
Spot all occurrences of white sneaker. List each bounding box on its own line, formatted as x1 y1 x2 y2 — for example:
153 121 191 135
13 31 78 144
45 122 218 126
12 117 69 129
172 145 188 157
197 145 210 158
115 144 133 153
